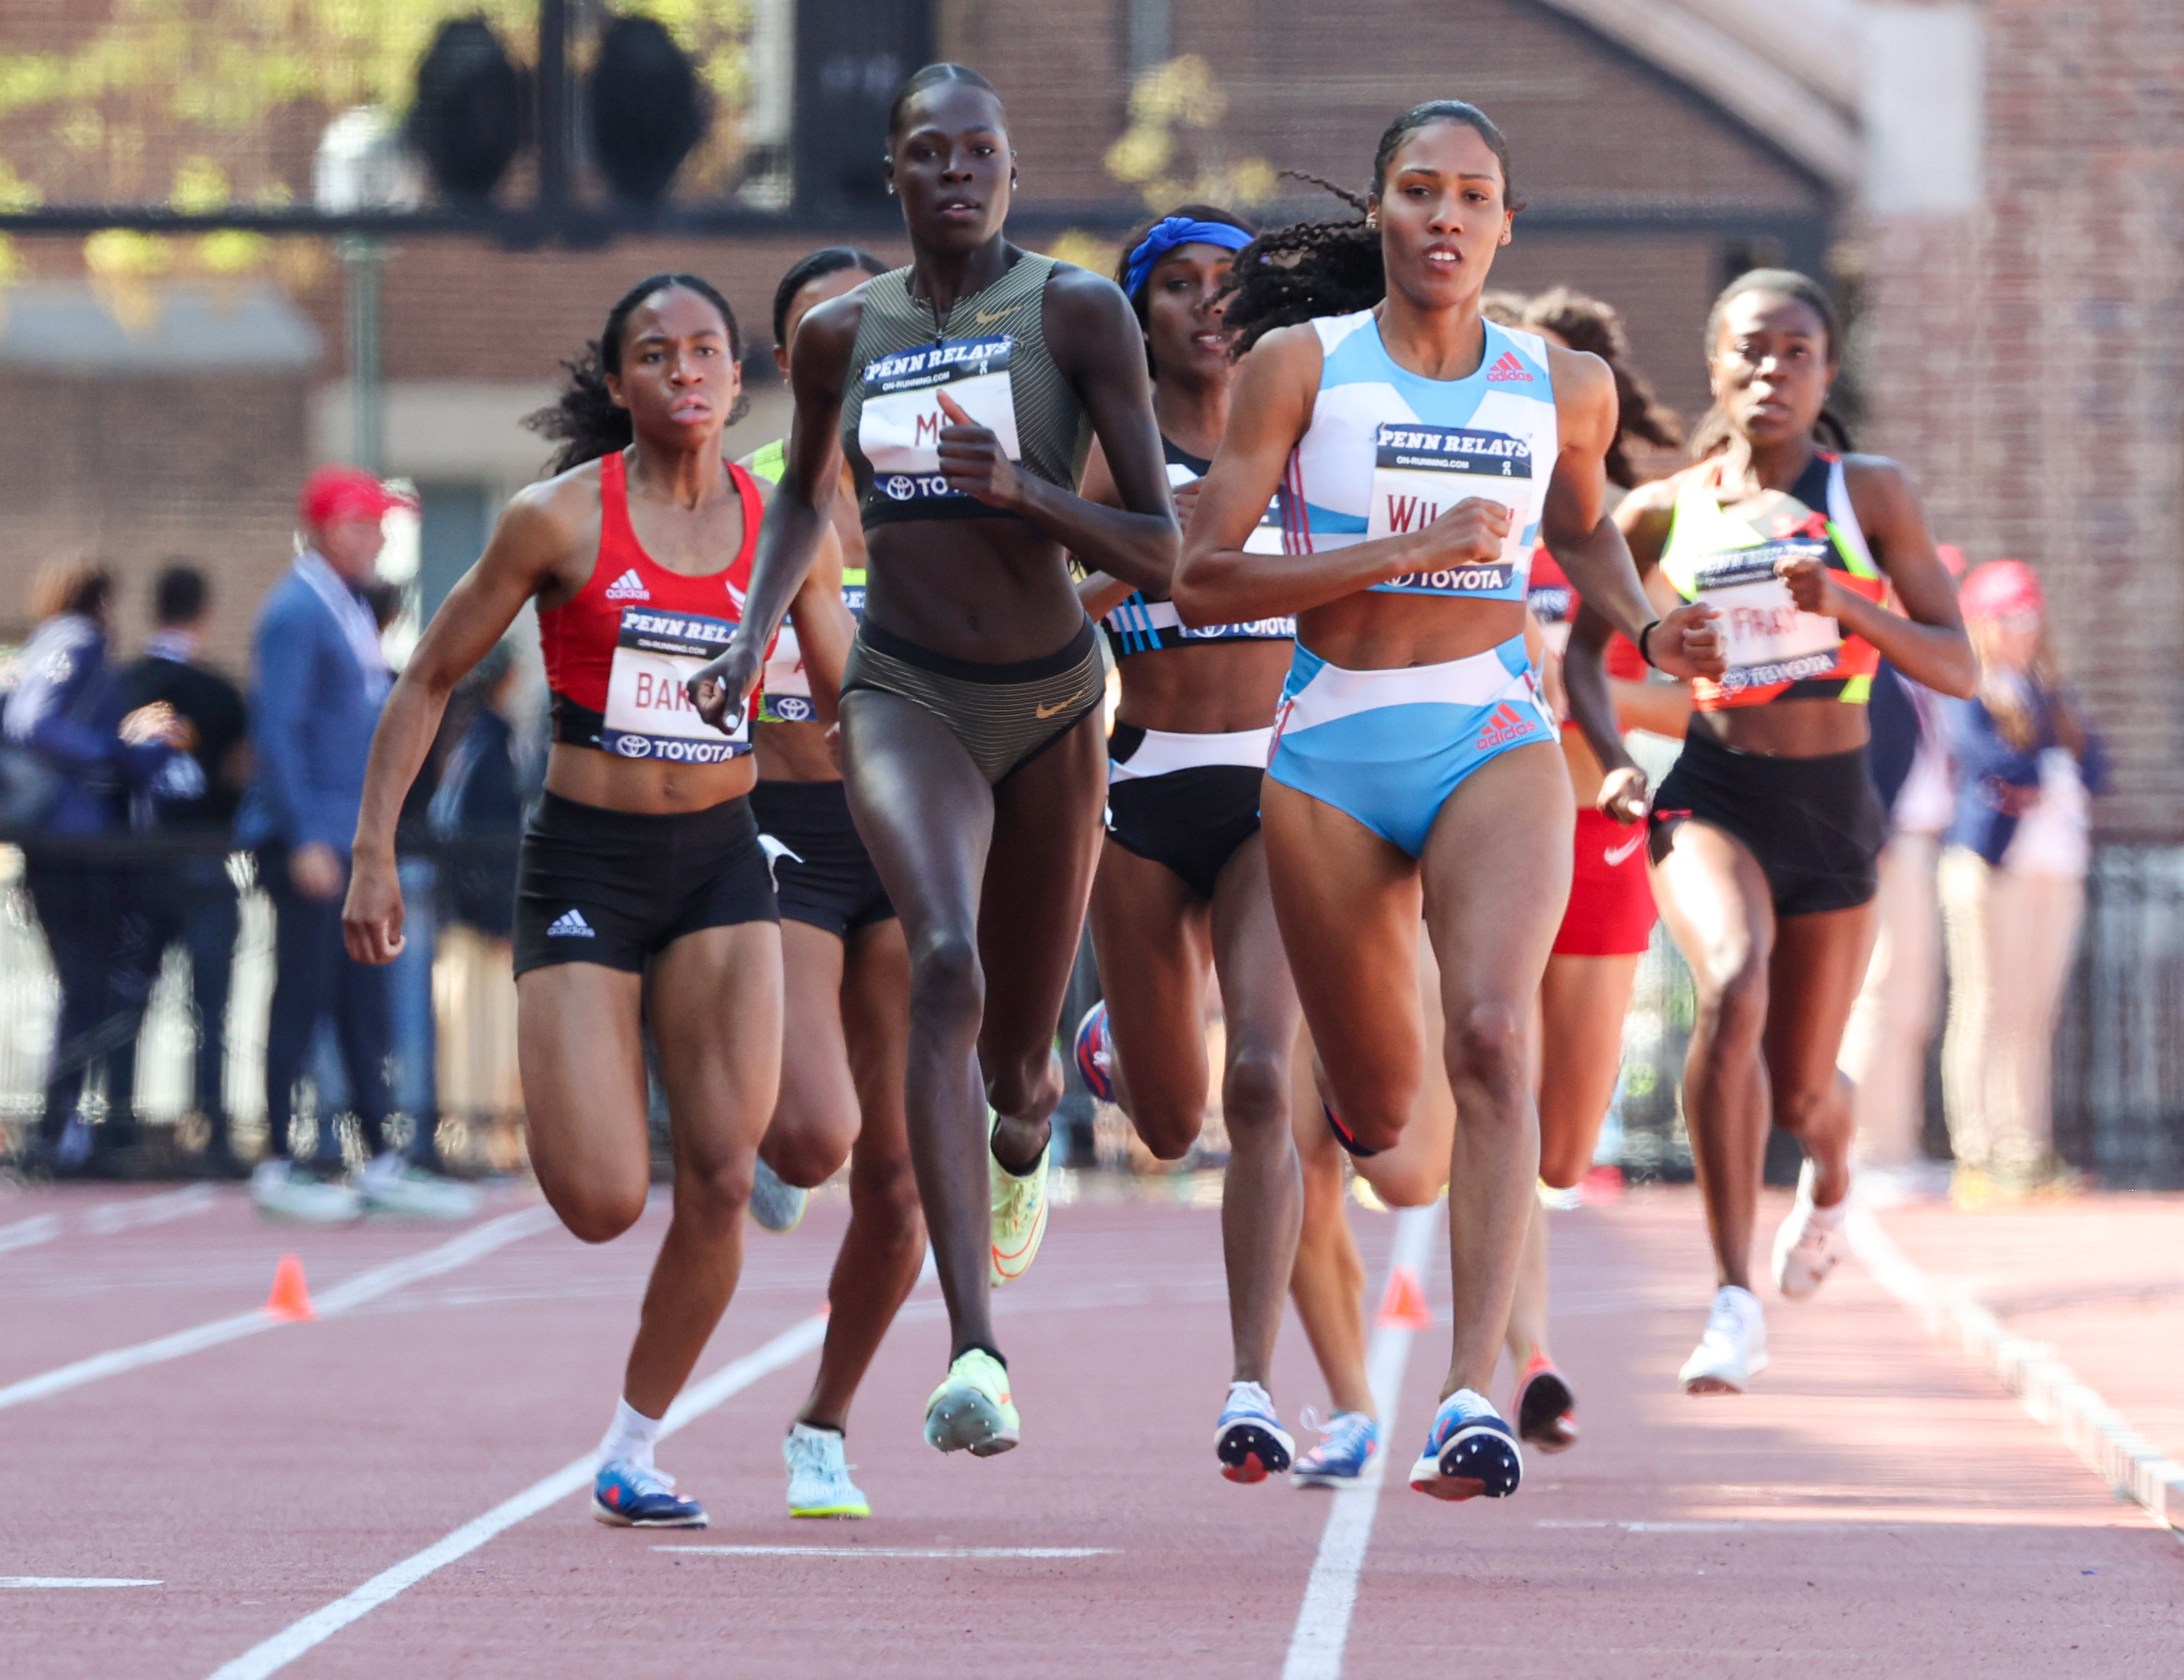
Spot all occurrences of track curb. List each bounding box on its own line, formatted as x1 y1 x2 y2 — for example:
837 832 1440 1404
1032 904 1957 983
1846 1207 2184 1536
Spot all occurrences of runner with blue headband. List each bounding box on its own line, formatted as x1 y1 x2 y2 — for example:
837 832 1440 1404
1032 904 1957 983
1072 203 1308 1485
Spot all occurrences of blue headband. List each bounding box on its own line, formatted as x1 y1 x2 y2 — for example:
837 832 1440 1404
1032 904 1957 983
1122 217 1254 301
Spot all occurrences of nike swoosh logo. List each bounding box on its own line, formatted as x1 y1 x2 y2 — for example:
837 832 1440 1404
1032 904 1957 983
1034 688 1087 720
1603 834 1647 867
972 307 1009 327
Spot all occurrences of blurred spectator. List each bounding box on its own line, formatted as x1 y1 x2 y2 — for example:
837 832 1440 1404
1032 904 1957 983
1840 548 1967 1197
1939 561 2108 1201
1 559 192 1175
102 564 251 1175
236 466 478 1221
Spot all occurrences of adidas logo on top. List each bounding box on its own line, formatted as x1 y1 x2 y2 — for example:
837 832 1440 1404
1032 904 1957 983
1486 351 1532 383
1474 701 1537 750
547 908 596 938
603 569 650 601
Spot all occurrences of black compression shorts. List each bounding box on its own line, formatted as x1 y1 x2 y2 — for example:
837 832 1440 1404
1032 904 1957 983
512 790 778 977
1648 724 1886 918
1104 761 1264 901
750 778 895 939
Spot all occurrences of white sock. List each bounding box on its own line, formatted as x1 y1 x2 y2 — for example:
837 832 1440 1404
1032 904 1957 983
600 1397 662 1470
1227 1379 1273 1411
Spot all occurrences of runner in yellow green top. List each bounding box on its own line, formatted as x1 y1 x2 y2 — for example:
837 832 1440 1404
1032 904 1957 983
737 246 925 1519
1589 268 1974 1396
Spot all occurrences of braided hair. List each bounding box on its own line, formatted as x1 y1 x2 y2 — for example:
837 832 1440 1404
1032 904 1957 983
1519 288 1684 489
1224 100 1523 354
1686 268 1853 460
526 274 751 476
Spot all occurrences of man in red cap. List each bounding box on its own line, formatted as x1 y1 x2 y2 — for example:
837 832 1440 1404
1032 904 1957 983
237 466 476 1220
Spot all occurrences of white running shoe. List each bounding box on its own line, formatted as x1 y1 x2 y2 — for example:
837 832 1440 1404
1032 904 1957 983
1771 1158 1846 1300
988 1110 1050 1287
784 1422 870 1518
358 1152 483 1219
748 1155 808 1233
1679 1284 1769 1394
252 1158 362 1223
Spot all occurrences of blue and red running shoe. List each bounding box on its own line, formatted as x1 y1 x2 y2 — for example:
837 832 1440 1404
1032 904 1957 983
1214 1381 1295 1483
1290 1409 1379 1487
591 1460 708 1528
1074 1001 1115 1103
1407 1389 1523 1502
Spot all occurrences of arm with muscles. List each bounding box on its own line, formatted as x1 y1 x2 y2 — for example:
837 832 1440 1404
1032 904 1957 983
1541 349 1722 684
1173 328 1512 624
1562 600 1649 822
785 521 853 726
1779 458 1976 700
934 271 1178 591
691 307 851 733
343 493 574 961
1069 436 1150 619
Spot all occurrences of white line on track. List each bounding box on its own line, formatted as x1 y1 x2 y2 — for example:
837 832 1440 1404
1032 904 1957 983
203 1311 829 1680
1281 1203 1439 1680
83 1184 221 1235
0 1203 560 1413
1847 1207 2184 1535
657 1545 1115 1559
0 1214 63 1255
1 1577 163 1588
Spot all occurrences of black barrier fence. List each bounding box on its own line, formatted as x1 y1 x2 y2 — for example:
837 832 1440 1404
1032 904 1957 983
4 834 2180 1186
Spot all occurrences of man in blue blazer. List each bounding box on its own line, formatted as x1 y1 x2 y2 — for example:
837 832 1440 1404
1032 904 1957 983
239 466 480 1222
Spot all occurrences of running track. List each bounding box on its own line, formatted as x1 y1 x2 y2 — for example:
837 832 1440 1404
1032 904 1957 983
2 1180 2176 1678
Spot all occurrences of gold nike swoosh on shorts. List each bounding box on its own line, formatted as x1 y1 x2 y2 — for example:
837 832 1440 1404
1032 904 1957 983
1034 688 1088 720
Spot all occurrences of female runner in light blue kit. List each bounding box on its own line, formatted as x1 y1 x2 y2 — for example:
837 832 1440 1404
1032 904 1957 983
1175 103 1723 1502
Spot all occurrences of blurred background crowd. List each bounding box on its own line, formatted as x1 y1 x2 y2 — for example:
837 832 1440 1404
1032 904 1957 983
0 0 2178 1196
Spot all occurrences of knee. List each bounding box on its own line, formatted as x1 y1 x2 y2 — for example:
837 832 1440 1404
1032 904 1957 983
1220 1044 1292 1136
674 1152 755 1231
1773 1069 1846 1137
1695 953 1769 1041
908 930 983 1025
766 1116 856 1189
1445 998 1529 1103
558 1184 648 1246
854 1149 925 1240
1363 1157 1445 1208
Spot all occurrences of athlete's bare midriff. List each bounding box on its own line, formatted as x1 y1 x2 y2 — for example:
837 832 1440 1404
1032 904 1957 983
1689 695 1870 759
861 518 1087 664
1113 639 1292 735
1295 590 1529 672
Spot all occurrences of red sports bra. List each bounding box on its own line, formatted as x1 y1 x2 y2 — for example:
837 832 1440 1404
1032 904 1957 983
540 450 764 762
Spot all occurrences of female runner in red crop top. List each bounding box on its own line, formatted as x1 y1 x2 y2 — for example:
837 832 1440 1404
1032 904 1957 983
343 275 843 1529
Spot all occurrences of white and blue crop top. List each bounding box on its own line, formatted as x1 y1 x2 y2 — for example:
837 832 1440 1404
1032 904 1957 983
1277 310 1556 600
1100 437 1293 658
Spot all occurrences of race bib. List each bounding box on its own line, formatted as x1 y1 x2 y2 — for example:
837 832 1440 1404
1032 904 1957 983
757 567 866 725
1168 459 1285 557
1692 538 1841 694
1367 424 1534 594
859 336 1022 509
602 606 750 762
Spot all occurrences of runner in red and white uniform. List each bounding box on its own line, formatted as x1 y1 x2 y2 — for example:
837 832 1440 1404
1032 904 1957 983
345 274 840 1529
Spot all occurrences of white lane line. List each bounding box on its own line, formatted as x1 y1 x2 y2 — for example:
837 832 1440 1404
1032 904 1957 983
658 1545 1115 1559
1847 1207 2184 1535
0 1203 559 1413
1281 1203 1438 1680
204 1311 828 1680
1 1577 163 1588
84 1184 220 1235
0 1214 63 1255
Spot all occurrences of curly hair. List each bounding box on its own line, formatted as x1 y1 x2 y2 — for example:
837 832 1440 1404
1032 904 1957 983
1224 101 1521 354
1686 268 1853 460
525 273 750 476
1519 288 1684 489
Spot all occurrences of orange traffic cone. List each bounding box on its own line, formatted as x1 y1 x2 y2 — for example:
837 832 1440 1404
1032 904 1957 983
1376 1264 1435 1330
263 1253 316 1322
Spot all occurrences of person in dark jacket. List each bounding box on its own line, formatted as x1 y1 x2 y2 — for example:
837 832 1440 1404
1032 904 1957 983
106 563 252 1175
236 467 479 1220
1938 560 2108 1200
3 559 191 1175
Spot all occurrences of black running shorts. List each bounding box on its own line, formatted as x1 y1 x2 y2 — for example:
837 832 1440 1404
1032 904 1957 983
1649 724 1887 918
1104 761 1265 901
749 778 895 939
513 790 778 977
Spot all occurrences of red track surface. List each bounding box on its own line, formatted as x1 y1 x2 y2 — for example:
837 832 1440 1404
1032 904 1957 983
2 1181 2176 1678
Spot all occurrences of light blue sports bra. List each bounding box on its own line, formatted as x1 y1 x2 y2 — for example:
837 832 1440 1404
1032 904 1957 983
1276 310 1557 601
